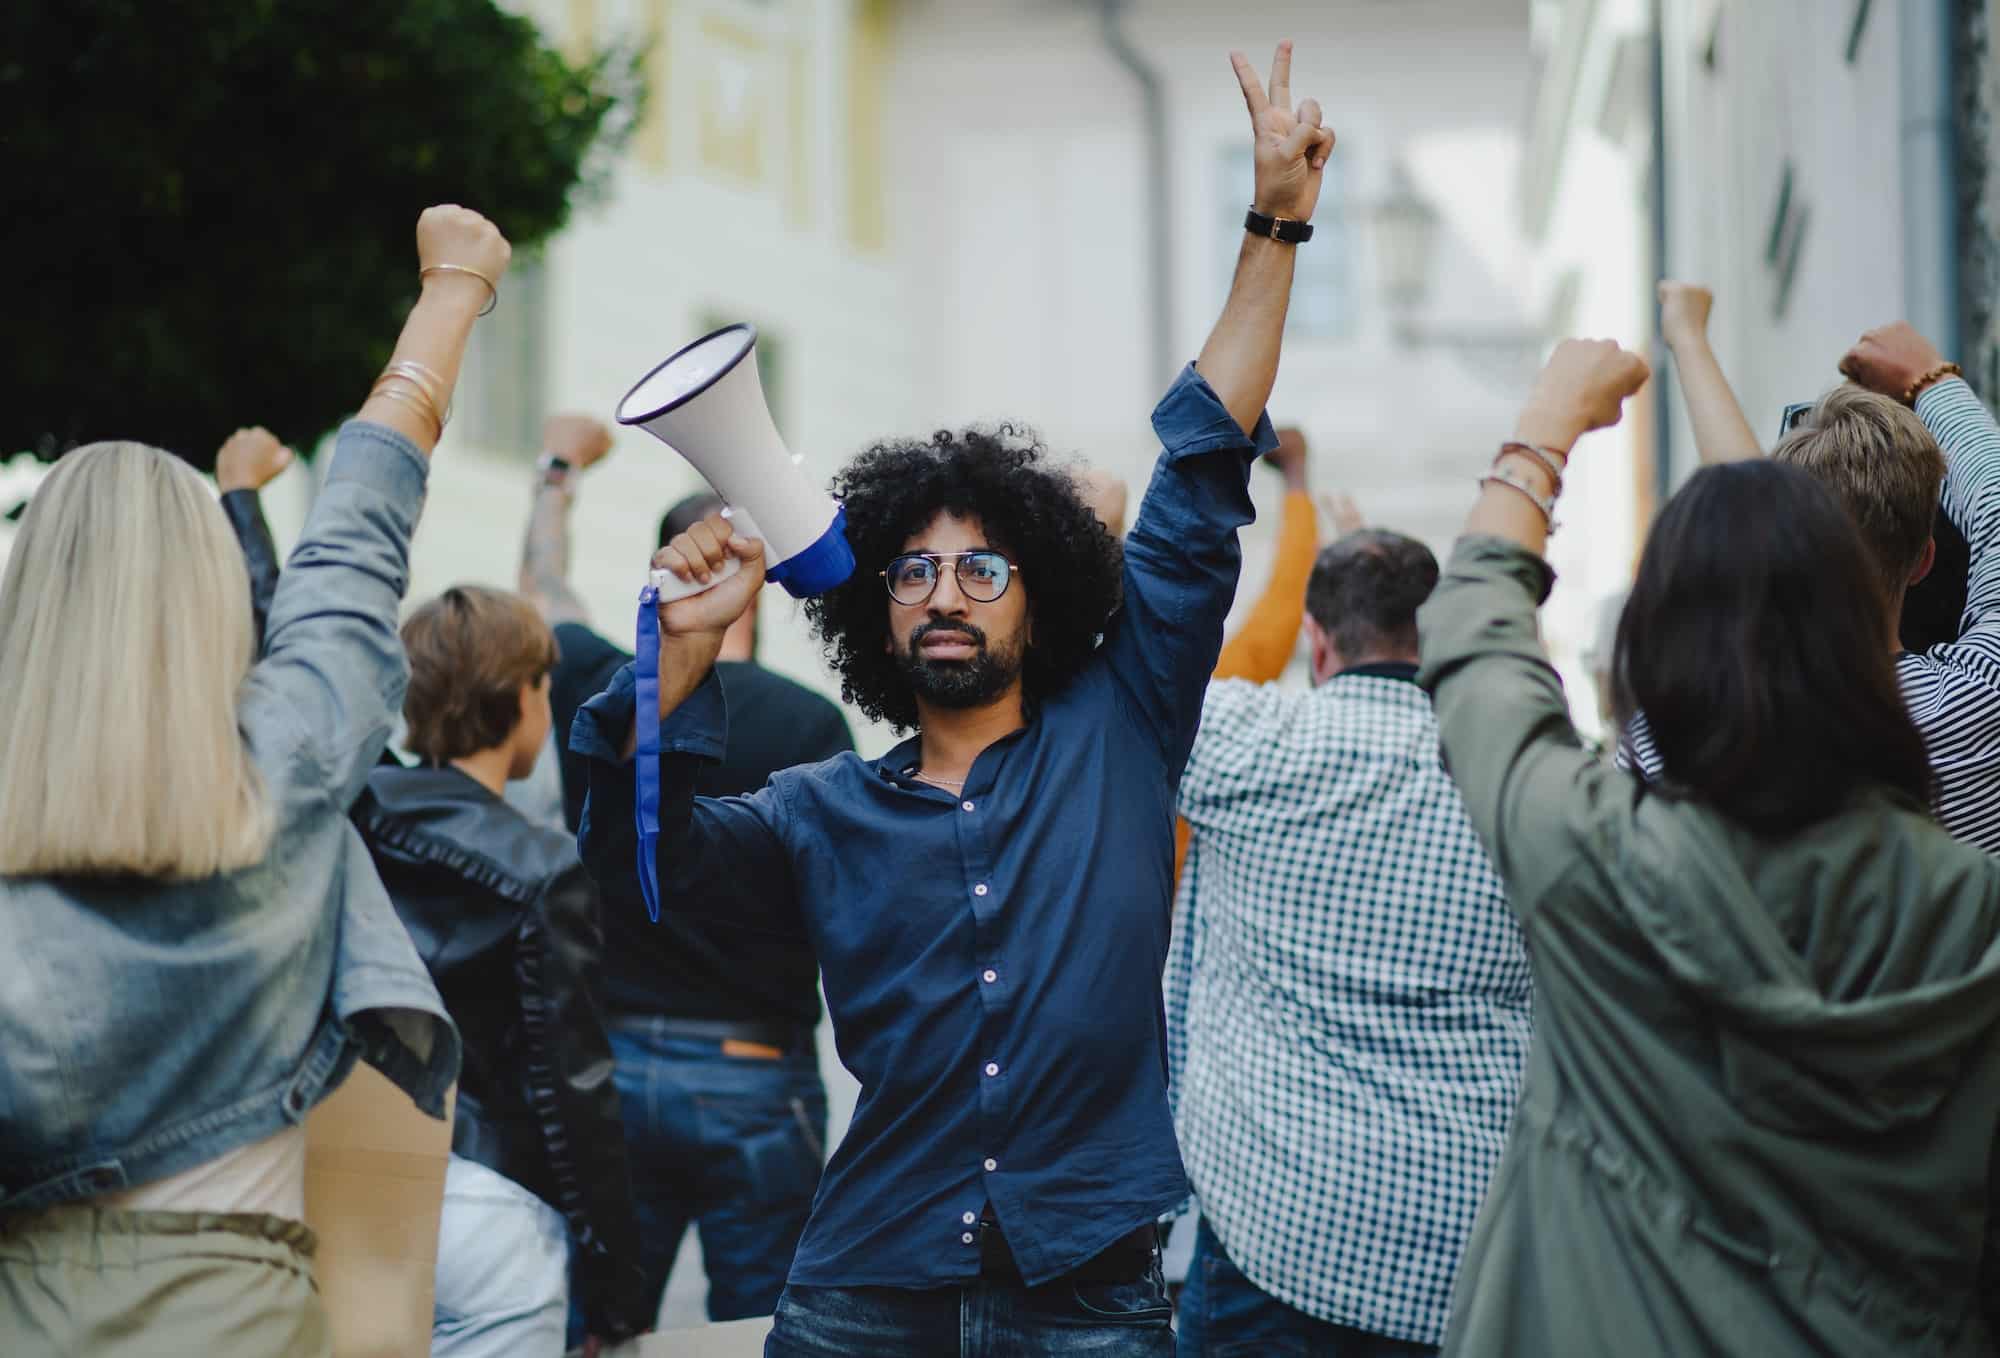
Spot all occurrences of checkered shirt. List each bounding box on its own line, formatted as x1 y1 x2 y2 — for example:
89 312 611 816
1168 669 1532 1345
1623 378 2000 852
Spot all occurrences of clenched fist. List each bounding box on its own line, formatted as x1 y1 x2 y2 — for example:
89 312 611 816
215 426 295 493
1518 340 1652 451
1838 323 1950 405
416 204 512 301
543 414 616 471
1657 281 1714 352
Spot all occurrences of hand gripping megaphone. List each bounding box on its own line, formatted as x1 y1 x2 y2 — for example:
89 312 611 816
616 323 854 601
616 323 855 924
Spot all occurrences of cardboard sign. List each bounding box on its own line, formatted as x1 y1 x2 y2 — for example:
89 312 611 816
305 1066 454 1358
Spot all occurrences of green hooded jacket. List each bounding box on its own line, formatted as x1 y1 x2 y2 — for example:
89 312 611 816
1418 535 2000 1357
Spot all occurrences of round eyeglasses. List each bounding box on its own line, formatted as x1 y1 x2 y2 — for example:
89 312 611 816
880 551 1021 606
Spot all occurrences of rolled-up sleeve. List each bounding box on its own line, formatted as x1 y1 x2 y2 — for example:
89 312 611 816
1104 365 1277 776
1418 535 1632 916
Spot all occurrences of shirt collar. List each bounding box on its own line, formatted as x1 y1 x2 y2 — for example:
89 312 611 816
1334 660 1422 685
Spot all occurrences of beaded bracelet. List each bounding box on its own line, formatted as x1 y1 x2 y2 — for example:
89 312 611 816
1904 361 1962 405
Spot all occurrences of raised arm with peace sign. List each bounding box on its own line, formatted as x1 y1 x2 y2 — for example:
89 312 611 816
1232 40 1337 223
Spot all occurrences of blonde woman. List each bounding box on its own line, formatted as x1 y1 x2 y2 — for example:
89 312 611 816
0 205 508 1357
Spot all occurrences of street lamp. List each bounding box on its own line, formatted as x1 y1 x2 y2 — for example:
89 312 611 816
1370 161 1546 381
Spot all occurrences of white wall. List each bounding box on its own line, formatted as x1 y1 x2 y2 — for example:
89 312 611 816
889 0 1538 676
1660 0 1915 451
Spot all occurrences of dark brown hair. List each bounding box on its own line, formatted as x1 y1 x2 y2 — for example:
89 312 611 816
401 585 557 762
1614 460 1932 835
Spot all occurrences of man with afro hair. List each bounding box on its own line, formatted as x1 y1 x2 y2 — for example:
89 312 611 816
571 40 1336 1356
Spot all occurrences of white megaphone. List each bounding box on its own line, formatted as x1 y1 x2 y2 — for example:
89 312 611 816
617 323 854 601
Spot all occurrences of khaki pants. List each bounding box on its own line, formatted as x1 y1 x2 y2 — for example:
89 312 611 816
0 1206 330 1358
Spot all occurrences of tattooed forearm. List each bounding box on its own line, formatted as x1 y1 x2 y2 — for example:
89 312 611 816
520 480 592 627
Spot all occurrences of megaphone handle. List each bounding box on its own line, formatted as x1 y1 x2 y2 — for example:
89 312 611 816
648 554 743 603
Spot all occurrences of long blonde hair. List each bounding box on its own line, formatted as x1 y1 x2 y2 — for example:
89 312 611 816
0 442 271 878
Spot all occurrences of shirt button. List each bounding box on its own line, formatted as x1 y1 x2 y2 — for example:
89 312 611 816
985 1062 1000 1077
962 801 975 813
983 969 998 984
974 883 990 897
984 1158 998 1172
962 1211 977 1225
962 1232 975 1244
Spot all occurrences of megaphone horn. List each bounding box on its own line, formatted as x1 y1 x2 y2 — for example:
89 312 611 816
617 323 854 602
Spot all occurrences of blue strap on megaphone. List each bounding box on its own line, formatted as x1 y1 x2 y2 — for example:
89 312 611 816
633 583 664 923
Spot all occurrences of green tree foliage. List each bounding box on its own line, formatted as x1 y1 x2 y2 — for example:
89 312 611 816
0 0 635 468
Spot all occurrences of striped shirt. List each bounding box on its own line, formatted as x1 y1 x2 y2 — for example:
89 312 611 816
1625 378 2000 850
1168 666 1532 1345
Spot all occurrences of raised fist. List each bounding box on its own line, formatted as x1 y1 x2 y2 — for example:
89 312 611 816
1656 281 1714 352
1838 323 1949 405
543 413 615 470
1521 339 1652 450
215 426 295 493
416 204 512 293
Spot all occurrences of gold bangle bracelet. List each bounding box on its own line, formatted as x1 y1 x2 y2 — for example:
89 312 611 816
419 264 499 317
379 360 453 427
369 380 445 441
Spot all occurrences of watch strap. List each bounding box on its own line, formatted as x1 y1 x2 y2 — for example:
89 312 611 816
1244 207 1314 244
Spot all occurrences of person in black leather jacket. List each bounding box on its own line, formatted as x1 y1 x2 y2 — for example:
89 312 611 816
356 584 650 1355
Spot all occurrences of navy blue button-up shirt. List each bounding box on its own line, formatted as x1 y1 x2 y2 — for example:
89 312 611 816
573 365 1274 1288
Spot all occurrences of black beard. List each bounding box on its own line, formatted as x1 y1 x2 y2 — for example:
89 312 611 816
896 619 1025 710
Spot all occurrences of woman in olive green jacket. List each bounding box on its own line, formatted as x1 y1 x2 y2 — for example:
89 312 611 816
1418 339 2000 1356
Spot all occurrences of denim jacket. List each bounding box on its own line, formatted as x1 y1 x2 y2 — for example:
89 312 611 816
0 422 460 1212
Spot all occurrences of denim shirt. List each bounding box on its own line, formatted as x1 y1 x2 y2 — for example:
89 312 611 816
574 365 1274 1287
0 422 459 1211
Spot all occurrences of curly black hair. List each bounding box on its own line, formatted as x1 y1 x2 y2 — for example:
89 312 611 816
804 424 1124 732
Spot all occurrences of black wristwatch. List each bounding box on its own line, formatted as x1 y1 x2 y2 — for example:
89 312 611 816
536 452 573 490
1244 207 1314 244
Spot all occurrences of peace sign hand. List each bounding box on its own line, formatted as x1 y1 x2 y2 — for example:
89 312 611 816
1231 40 1336 224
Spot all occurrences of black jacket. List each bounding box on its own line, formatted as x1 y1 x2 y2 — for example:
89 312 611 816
352 765 650 1341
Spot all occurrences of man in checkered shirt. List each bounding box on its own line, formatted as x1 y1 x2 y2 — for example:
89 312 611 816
1168 529 1531 1357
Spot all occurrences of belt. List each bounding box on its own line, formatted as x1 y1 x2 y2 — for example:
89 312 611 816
607 1015 816 1055
976 1216 1160 1287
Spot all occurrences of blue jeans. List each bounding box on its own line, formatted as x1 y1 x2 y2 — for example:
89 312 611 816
764 1262 1176 1357
1176 1220 1437 1358
433 1154 571 1358
611 1019 828 1322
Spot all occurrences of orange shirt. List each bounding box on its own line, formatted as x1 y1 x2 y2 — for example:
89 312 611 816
1173 490 1318 881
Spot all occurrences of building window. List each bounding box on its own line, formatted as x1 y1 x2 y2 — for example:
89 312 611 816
1219 143 1350 340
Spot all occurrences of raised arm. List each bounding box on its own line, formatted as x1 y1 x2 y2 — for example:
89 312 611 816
1422 341 1650 907
519 413 616 628
1102 43 1325 766
214 425 295 651
1659 282 1762 465
1197 42 1335 434
241 207 510 808
1841 324 2000 636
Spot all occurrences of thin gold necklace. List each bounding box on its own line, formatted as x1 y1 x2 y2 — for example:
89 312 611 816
913 770 966 790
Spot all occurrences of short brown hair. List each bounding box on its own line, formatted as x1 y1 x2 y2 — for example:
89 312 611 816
1771 384 1944 595
401 586 557 762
